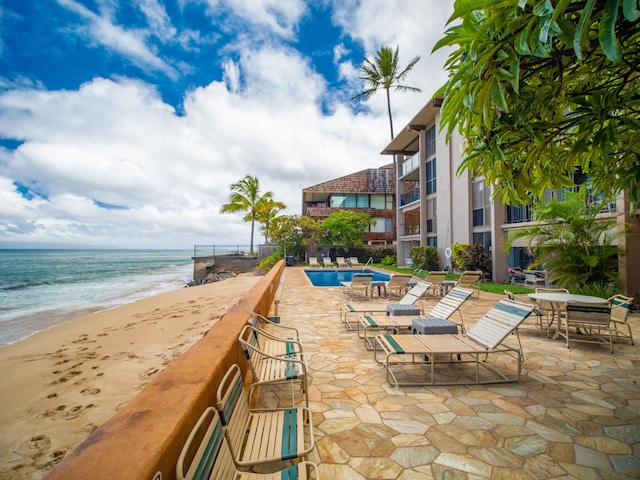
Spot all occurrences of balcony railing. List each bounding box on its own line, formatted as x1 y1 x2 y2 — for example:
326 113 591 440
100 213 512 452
400 186 420 206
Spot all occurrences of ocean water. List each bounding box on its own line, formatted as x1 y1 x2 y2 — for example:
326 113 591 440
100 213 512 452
0 249 194 346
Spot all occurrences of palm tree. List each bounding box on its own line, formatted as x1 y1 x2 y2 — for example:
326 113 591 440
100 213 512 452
352 45 421 140
220 175 278 254
256 197 286 244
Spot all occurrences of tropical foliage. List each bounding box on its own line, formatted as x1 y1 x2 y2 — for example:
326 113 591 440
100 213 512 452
220 175 285 254
435 0 640 204
256 197 286 244
269 215 320 260
352 45 421 139
504 187 626 291
319 210 373 250
409 245 440 271
452 243 489 272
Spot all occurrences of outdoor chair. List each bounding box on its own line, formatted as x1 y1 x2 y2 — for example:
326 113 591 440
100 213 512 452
358 287 473 350
349 257 361 267
373 299 534 386
176 406 319 480
524 270 546 288
245 314 304 358
308 257 320 268
215 364 315 469
340 282 431 330
608 294 634 345
423 271 447 296
383 274 413 297
558 300 613 353
455 271 482 297
339 272 374 299
336 256 347 268
238 325 309 408
322 256 333 268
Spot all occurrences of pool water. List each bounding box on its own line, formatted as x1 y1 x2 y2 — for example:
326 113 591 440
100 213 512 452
304 269 390 287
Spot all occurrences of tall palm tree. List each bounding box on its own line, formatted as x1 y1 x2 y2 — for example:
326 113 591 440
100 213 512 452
220 175 277 254
256 197 286 244
352 45 421 140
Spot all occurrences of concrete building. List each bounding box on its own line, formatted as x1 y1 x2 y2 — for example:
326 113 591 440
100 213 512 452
302 165 406 246
381 97 640 296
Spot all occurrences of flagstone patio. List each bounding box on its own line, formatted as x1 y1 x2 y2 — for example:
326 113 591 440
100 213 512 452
266 267 640 479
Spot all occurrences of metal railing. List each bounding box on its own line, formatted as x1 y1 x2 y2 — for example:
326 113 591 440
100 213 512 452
193 244 254 257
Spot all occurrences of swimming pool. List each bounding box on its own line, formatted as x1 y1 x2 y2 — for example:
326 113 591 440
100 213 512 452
304 269 390 287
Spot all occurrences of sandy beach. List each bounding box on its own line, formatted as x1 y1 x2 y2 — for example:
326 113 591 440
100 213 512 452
0 273 261 480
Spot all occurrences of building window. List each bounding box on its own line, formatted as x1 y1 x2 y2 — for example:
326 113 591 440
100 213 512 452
506 204 532 223
427 236 437 247
330 194 345 208
472 180 491 227
426 159 437 194
426 125 436 158
356 194 369 208
371 194 393 209
371 217 393 233
426 197 437 233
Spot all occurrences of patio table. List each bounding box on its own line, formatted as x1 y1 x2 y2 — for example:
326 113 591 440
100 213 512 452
528 292 607 339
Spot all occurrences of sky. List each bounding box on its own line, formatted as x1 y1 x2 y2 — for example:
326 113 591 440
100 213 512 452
0 0 456 249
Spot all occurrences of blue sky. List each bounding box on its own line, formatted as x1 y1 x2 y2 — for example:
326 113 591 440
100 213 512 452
0 0 455 248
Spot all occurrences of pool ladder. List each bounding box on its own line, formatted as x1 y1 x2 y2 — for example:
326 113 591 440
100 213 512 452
363 257 373 271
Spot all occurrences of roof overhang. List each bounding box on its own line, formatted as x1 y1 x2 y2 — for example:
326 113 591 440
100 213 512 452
380 96 443 156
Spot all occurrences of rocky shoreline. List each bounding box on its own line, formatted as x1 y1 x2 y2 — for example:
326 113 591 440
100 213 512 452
186 269 238 287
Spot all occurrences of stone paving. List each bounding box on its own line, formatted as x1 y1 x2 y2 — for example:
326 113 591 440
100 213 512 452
266 267 640 480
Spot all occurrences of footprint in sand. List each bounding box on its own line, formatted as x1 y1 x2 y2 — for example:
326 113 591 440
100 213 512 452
64 404 95 420
79 423 98 435
138 367 159 379
12 434 51 458
38 449 66 470
81 387 101 395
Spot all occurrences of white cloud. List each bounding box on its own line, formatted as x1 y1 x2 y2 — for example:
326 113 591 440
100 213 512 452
0 1 455 248
56 0 178 78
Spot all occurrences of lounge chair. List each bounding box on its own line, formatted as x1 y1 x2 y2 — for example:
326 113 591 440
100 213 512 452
424 271 447 296
558 300 613 353
336 256 347 268
609 294 634 345
374 299 534 386
455 271 483 297
238 325 309 407
504 289 544 331
340 282 431 330
340 272 374 299
383 274 412 297
244 317 303 358
358 287 473 350
308 257 320 268
349 257 361 267
214 364 315 469
249 312 301 344
524 270 546 288
322 256 333 268
177 406 319 480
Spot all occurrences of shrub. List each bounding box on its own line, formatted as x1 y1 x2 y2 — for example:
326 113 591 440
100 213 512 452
409 246 439 271
380 255 397 266
451 243 489 272
257 251 283 274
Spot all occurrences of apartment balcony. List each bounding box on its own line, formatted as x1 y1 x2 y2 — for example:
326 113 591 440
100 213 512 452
400 186 420 207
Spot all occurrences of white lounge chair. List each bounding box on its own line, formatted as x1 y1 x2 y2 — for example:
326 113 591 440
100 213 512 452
215 364 315 469
238 325 309 407
383 274 412 297
176 406 319 479
358 287 473 350
374 299 534 386
322 256 333 268
336 256 347 268
339 272 374 299
308 257 320 268
455 271 483 297
340 282 431 330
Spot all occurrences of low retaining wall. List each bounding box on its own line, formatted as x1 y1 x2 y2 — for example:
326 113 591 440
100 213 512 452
44 260 285 480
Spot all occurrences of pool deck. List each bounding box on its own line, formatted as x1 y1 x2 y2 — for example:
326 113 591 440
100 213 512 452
264 266 640 479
